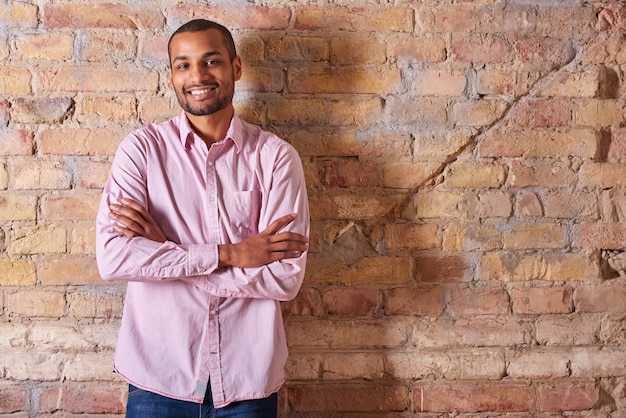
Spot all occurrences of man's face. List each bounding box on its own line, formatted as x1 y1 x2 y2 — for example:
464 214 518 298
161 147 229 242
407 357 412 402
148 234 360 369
169 29 242 117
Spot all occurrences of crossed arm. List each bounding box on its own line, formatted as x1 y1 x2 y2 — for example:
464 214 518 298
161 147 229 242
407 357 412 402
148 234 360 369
108 198 309 269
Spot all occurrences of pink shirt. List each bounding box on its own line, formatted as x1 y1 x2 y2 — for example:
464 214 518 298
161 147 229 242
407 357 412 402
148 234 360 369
95 112 309 407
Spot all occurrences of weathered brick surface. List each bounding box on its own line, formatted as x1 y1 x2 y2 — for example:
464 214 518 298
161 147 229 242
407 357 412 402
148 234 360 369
2 1 625 416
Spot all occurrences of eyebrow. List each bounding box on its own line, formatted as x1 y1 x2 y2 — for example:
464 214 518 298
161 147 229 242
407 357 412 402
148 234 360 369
172 50 223 64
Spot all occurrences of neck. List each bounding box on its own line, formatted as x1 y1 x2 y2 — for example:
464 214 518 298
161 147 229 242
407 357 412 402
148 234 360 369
185 105 234 146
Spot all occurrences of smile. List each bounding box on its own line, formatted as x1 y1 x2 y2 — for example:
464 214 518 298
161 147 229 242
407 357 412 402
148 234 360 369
189 87 216 96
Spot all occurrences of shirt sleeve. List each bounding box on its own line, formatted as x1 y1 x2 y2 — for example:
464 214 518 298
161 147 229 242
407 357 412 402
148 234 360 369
95 133 220 284
187 141 310 301
96 130 309 302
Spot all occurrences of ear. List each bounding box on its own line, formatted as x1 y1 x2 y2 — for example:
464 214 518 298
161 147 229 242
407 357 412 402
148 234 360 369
233 56 242 81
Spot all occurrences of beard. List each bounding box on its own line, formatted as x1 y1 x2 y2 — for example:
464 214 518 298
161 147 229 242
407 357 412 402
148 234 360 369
176 78 235 117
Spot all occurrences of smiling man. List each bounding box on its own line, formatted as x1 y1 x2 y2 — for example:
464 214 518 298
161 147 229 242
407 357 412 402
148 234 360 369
95 19 310 417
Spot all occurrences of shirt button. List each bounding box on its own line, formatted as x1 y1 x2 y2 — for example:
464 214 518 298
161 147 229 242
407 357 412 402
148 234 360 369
210 309 218 315
207 161 214 166
197 266 205 273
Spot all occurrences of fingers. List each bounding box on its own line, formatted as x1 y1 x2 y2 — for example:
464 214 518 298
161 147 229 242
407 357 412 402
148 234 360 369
262 213 297 235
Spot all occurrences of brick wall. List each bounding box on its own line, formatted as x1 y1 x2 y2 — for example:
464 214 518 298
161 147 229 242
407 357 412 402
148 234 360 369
1 0 626 416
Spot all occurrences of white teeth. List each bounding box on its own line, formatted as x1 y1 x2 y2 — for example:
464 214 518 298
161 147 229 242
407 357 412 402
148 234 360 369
190 87 215 95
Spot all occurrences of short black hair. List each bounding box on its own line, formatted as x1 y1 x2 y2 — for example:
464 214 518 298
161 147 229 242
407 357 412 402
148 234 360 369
168 19 237 63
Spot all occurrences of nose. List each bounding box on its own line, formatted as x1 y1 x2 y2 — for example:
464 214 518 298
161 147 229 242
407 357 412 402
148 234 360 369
188 63 211 84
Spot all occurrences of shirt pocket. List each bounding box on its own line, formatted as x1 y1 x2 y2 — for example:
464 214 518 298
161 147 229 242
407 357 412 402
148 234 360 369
224 190 261 239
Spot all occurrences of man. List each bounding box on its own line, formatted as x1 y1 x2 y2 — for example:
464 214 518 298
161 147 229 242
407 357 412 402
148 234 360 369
95 19 309 417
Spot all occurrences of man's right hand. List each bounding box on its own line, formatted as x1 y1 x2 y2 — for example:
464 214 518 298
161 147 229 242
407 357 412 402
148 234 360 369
218 213 308 268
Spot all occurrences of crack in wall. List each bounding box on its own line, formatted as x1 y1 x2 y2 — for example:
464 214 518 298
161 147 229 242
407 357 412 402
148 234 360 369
389 36 595 220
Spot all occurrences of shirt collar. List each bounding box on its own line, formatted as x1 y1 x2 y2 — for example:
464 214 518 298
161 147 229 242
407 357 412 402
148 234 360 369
178 111 244 153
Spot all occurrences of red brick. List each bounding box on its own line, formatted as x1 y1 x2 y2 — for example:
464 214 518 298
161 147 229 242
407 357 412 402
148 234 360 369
451 34 512 63
573 222 626 250
512 286 574 314
510 98 572 127
417 383 535 412
536 316 600 346
478 128 595 158
40 382 126 414
0 128 34 156
42 192 100 221
538 383 599 412
322 288 380 316
281 287 323 317
515 36 576 67
11 97 74 124
0 383 27 413
172 3 290 30
415 317 532 348
43 3 164 29
574 283 626 313
288 384 409 412
384 287 445 316
415 254 473 283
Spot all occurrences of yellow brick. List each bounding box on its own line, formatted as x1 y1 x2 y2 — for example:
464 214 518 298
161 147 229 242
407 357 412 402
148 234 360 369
452 99 508 127
0 164 7 190
238 36 266 62
38 127 124 156
139 96 179 124
238 66 284 93
15 33 73 61
538 70 599 98
445 162 506 188
0 3 38 28
0 259 36 285
79 96 137 123
267 36 327 62
385 223 440 250
443 224 502 252
9 158 72 190
387 33 447 65
38 65 158 93
478 127 596 158
79 32 137 62
309 189 404 220
480 251 599 281
68 289 124 318
70 224 96 255
38 256 101 286
330 36 386 65
415 129 473 161
294 6 412 32
579 162 626 188
383 162 442 189
413 69 467 96
502 223 566 251
355 131 413 163
306 256 411 285
288 65 400 94
417 191 473 219
329 98 382 126
10 226 67 255
0 194 37 221
6 289 66 317
0 67 31 95
575 100 624 127
76 160 111 189
267 98 326 125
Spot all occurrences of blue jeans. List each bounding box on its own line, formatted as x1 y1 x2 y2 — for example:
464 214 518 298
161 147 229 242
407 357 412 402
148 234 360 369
126 384 278 418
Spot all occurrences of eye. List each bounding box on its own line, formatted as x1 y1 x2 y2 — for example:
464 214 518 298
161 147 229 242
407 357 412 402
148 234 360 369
176 63 189 70
206 59 220 66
